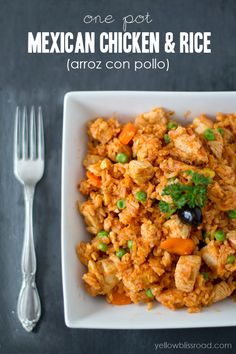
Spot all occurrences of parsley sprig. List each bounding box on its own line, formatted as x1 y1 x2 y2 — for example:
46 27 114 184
159 170 212 215
159 201 177 218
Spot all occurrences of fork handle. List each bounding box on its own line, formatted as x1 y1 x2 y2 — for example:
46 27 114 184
17 186 41 332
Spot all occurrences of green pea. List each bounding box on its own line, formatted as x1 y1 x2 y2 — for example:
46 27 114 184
145 289 154 298
116 152 129 164
167 121 178 131
135 191 147 203
116 248 126 258
204 128 215 141
227 255 236 264
214 230 225 242
164 134 170 144
97 243 108 252
97 230 109 238
227 209 236 219
117 199 126 210
217 127 224 136
201 272 209 281
127 240 133 250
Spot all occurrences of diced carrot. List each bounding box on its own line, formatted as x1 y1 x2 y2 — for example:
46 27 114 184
86 171 102 188
119 122 136 145
160 238 195 256
110 291 132 305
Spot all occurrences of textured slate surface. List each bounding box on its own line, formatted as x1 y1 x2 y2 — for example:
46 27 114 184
0 0 236 353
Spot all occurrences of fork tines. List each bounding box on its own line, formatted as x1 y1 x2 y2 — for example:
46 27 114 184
14 106 44 161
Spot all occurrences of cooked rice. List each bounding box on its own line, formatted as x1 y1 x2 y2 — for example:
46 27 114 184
76 108 236 312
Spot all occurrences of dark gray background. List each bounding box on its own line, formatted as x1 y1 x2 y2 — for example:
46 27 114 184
0 0 236 353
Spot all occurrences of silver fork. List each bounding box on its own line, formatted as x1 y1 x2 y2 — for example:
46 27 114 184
14 106 45 332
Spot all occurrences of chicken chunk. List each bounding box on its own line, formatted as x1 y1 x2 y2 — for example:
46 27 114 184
98 258 119 294
169 126 208 164
163 215 191 239
141 220 161 247
192 114 213 135
216 113 236 135
76 242 93 266
132 134 161 163
175 255 201 292
128 160 154 185
211 281 234 303
83 154 103 168
214 164 235 185
161 251 172 268
157 289 185 310
79 200 104 234
135 108 168 129
98 258 118 293
88 118 120 144
130 238 151 266
208 140 223 159
148 257 165 276
159 158 195 175
201 241 218 270
226 231 236 250
122 263 159 292
83 259 119 296
208 183 236 211
221 128 234 144
207 130 223 159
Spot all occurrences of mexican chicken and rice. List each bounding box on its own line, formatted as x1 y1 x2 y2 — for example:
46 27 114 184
76 108 236 312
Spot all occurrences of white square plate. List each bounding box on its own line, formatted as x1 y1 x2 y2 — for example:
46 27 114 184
62 91 236 328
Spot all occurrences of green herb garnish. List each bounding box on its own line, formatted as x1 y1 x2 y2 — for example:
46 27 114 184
159 201 177 218
159 170 212 215
159 201 171 213
185 170 212 186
